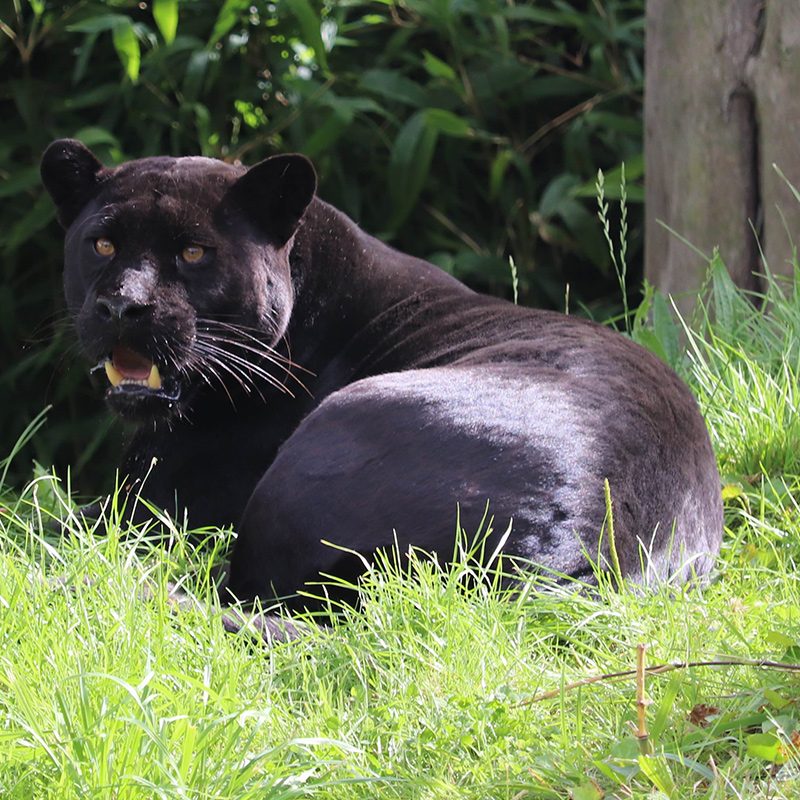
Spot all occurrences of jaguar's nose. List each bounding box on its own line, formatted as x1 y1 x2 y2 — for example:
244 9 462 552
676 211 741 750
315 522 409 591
95 295 149 322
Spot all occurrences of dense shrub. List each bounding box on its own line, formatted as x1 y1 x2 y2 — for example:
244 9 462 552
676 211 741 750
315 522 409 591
0 0 644 491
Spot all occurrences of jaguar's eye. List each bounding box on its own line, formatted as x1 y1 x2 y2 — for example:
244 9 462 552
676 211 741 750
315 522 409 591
181 245 205 263
94 238 115 257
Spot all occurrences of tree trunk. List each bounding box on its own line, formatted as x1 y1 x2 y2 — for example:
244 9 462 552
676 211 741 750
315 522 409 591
645 1 800 312
749 4 800 277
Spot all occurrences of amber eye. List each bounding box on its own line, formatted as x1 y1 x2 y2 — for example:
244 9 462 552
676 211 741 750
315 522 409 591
181 245 205 263
94 238 115 257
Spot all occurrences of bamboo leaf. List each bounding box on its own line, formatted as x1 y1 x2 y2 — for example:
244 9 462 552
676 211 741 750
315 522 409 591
111 19 141 82
153 0 179 44
286 0 329 73
489 149 514 200
72 127 120 148
423 108 471 137
422 50 456 82
503 7 576 24
209 0 248 45
67 14 130 34
183 50 211 103
59 84 119 111
0 167 40 199
359 69 428 107
3 194 56 252
388 111 439 232
303 114 350 159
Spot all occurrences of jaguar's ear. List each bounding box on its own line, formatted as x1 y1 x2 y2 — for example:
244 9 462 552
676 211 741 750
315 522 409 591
229 153 317 245
41 139 106 228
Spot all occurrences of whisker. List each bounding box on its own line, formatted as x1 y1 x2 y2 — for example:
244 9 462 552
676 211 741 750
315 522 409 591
184 352 240 407
198 319 314 374
195 319 314 398
195 332 312 395
187 349 250 400
194 340 294 398
24 312 76 345
191 342 276 399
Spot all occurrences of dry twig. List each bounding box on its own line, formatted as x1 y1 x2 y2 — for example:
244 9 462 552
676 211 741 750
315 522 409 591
517 657 800 707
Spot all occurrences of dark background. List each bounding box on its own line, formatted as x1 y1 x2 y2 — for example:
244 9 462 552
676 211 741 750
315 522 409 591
0 0 644 494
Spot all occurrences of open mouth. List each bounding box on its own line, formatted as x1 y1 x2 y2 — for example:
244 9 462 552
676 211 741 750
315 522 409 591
104 346 162 390
94 346 181 413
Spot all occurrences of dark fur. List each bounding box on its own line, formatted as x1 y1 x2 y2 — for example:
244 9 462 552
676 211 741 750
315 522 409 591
41 140 723 611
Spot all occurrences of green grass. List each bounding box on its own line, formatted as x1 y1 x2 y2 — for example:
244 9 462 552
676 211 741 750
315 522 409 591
4 261 800 798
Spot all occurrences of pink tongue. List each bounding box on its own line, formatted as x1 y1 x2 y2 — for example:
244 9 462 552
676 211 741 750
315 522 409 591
112 346 152 380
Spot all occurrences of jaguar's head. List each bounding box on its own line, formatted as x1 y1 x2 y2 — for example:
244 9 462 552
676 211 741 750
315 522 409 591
41 139 316 421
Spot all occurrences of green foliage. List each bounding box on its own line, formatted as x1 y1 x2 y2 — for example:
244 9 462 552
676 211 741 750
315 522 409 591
682 254 800 479
0 0 644 490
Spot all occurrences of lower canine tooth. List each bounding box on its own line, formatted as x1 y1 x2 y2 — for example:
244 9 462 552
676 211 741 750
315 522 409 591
104 361 123 387
147 364 162 390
